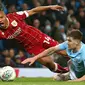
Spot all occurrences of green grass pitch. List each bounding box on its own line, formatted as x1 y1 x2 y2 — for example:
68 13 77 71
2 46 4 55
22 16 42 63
0 78 85 85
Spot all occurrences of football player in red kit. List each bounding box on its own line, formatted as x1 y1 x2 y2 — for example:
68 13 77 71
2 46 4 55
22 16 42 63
0 3 68 73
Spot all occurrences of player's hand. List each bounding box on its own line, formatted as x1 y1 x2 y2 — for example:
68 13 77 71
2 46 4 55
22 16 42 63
50 5 64 11
21 57 36 66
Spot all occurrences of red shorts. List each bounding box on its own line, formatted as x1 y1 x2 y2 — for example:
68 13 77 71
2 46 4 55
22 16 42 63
27 34 59 55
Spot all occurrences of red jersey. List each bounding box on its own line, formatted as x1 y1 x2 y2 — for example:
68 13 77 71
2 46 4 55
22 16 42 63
0 11 58 55
0 11 44 48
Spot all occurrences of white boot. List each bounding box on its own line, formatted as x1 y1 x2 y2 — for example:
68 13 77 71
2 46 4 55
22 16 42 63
53 72 70 81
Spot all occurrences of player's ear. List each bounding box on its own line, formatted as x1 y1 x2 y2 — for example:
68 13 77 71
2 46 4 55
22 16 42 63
75 40 80 45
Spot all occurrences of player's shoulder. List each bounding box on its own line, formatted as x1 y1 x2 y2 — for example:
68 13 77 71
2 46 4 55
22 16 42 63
7 11 27 15
80 42 85 52
81 42 85 48
7 12 21 19
60 41 68 46
7 12 15 17
58 41 68 49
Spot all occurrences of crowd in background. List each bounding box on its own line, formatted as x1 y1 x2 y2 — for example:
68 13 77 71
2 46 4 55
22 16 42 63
0 0 85 68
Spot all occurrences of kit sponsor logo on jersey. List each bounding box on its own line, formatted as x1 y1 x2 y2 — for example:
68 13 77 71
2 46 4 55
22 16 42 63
7 27 22 39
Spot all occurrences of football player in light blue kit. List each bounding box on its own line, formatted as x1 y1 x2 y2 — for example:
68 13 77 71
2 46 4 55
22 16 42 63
22 30 85 81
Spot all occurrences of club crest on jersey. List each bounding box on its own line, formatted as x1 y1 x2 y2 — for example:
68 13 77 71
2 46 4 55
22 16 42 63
11 20 17 27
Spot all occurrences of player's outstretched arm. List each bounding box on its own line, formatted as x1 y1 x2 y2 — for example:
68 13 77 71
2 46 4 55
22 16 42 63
26 5 64 16
21 45 60 65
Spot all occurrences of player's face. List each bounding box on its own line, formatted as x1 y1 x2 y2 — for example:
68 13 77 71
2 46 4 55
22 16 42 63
0 11 8 29
67 37 78 50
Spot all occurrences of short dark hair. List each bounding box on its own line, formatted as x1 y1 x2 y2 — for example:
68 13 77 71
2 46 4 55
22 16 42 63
67 30 83 40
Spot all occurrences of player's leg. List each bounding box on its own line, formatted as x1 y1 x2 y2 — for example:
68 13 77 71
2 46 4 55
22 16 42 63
53 60 77 81
38 34 69 73
22 34 69 73
37 56 69 73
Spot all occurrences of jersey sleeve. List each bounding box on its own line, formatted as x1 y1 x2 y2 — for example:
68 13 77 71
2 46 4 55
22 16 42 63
81 50 85 67
80 44 85 67
12 11 29 20
58 41 68 50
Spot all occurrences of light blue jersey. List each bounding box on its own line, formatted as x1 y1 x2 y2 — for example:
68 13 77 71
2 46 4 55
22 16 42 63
58 41 85 78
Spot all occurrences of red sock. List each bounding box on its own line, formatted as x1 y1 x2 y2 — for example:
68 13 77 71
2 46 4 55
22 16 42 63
54 63 69 73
